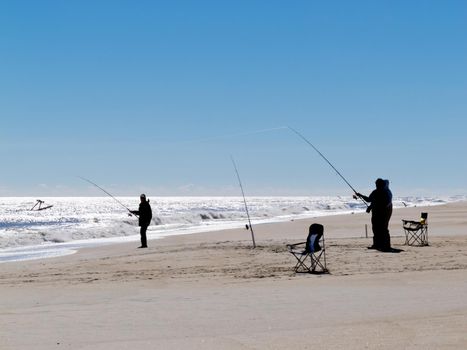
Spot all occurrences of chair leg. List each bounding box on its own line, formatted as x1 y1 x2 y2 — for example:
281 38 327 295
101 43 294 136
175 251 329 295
404 228 429 246
290 251 328 274
313 252 328 273
291 253 311 273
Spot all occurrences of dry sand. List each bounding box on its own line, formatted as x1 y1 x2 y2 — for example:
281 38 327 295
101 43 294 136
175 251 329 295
1 202 466 349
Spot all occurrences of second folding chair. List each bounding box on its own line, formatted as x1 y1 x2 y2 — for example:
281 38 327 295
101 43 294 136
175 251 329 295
402 212 429 246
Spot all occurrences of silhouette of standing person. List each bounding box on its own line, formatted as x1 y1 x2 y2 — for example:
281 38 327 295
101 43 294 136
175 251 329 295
383 179 393 242
131 194 152 248
356 178 393 251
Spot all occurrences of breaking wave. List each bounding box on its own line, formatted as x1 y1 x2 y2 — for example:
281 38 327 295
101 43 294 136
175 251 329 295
0 195 463 254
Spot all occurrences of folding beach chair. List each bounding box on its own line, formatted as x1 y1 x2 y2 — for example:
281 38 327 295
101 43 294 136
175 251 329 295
402 212 428 246
287 223 328 274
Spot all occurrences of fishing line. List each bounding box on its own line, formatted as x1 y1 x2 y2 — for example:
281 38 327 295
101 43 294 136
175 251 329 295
287 127 368 207
185 126 288 144
156 126 288 148
230 155 256 248
214 126 288 141
78 176 137 216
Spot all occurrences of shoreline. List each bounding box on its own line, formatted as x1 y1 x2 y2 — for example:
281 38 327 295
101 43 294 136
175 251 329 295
1 200 466 279
0 199 462 264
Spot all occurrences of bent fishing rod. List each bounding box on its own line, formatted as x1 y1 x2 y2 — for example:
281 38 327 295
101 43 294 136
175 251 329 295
230 156 256 248
78 176 138 216
288 127 368 207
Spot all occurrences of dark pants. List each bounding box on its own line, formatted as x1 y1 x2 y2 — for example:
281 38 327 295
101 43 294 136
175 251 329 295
372 206 392 250
140 225 148 247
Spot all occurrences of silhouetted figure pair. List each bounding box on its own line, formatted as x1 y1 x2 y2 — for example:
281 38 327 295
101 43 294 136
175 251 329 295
131 194 152 248
356 178 393 252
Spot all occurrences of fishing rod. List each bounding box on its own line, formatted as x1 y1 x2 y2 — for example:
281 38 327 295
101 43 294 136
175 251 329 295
288 127 368 207
78 176 137 216
230 156 256 248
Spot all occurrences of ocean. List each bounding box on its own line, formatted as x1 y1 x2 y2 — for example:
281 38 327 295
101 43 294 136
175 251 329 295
0 195 459 262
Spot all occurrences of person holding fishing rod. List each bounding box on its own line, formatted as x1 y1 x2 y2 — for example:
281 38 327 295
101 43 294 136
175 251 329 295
287 128 395 252
130 194 153 248
78 177 155 249
355 179 393 252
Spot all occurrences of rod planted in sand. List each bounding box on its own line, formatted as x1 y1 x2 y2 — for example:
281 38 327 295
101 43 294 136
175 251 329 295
230 156 256 248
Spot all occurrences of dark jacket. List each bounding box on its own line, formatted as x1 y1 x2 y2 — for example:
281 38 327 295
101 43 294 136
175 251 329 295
132 201 152 227
363 188 391 215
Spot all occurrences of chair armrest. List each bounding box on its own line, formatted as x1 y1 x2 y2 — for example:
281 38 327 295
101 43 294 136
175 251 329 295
286 242 306 252
402 220 420 225
402 220 427 231
287 241 306 248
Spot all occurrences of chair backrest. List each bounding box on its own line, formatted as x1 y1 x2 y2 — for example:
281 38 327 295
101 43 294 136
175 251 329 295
306 223 324 253
421 212 428 224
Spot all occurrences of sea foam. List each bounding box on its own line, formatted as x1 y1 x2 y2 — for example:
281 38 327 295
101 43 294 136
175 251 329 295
0 196 461 262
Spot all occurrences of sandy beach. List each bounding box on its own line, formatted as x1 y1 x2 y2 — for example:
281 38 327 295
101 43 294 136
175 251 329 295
1 202 466 349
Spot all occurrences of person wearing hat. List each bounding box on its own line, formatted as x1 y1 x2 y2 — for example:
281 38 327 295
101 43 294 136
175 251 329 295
130 194 153 248
355 178 393 251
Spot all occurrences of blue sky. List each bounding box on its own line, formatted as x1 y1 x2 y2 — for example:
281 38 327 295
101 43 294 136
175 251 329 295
1 0 466 196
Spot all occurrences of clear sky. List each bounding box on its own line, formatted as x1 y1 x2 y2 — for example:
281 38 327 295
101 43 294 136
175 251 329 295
1 0 466 197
